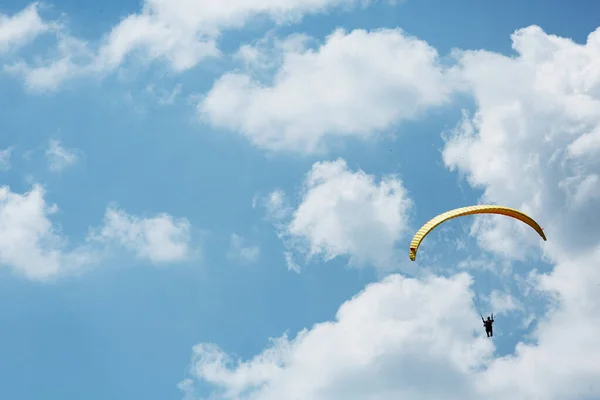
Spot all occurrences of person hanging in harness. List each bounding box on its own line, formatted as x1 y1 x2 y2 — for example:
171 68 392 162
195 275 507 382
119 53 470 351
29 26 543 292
482 314 494 337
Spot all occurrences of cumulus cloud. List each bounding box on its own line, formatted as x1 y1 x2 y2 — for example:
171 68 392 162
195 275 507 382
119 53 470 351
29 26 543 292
0 3 52 53
273 159 413 270
181 273 491 400
443 24 600 399
444 25 600 259
0 185 196 280
95 0 376 73
6 0 378 90
0 4 91 91
181 270 600 400
182 25 600 400
228 233 260 263
0 184 93 280
46 139 80 172
201 28 452 153
478 251 600 399
90 206 192 263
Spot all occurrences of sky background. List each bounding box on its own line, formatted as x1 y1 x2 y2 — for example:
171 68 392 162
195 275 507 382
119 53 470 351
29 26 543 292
0 1 599 399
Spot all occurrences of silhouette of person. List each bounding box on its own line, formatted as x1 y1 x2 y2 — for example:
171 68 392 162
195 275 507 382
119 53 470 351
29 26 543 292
482 314 494 337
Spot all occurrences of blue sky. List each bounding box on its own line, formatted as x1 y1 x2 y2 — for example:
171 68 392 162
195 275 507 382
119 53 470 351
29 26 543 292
0 1 599 399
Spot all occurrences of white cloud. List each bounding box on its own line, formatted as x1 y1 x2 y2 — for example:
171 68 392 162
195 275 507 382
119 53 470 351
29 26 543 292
0 4 91 92
262 189 292 221
182 269 600 400
0 184 93 280
228 233 260 263
0 3 52 53
479 251 600 400
444 25 600 259
276 159 413 270
178 378 196 400
6 0 378 90
0 147 13 170
6 33 93 92
201 28 452 153
94 0 375 73
284 251 301 273
488 290 523 315
90 206 192 263
0 185 195 279
181 273 492 400
442 24 600 398
45 139 80 172
234 32 311 72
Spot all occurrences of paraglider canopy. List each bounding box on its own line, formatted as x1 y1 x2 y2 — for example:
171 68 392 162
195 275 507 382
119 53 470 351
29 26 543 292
409 205 546 261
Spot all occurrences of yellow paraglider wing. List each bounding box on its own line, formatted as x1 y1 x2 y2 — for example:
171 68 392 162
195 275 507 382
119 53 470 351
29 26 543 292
409 205 546 261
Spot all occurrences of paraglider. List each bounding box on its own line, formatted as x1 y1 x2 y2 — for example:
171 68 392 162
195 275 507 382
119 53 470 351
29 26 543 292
408 205 546 338
408 205 546 261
